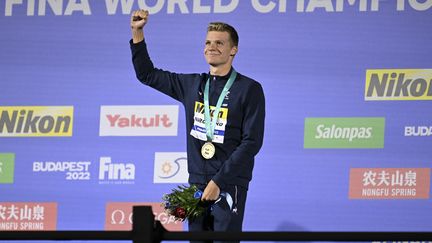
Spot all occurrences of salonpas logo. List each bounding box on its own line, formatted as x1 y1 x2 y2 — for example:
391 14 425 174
0 106 73 137
365 69 432 101
304 118 385 148
0 153 15 184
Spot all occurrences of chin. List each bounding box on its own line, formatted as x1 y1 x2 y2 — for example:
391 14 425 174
206 60 218 66
208 62 221 67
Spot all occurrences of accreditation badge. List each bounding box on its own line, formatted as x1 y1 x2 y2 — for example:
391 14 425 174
201 142 215 159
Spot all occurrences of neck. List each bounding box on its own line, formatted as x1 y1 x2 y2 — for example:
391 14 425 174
209 64 232 76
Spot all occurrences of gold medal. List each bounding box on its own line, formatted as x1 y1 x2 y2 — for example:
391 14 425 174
201 142 215 159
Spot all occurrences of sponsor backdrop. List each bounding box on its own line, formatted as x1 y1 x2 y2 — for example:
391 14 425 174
1 0 432 237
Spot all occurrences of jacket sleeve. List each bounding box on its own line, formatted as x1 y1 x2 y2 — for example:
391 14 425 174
130 39 188 103
212 82 266 190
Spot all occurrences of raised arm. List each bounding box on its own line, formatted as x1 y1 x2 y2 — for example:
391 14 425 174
130 9 148 44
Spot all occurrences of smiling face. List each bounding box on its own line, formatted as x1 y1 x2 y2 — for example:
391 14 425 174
204 31 238 68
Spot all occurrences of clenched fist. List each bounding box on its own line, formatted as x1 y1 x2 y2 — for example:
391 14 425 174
202 180 221 201
130 10 148 43
130 9 149 30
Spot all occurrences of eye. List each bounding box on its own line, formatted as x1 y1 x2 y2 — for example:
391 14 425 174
216 41 223 46
205 41 210 46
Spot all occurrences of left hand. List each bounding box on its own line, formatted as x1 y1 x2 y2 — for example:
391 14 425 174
201 180 220 201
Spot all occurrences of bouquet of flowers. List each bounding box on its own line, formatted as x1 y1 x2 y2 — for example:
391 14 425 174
162 184 208 221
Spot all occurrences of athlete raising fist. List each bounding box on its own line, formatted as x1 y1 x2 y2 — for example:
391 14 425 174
128 11 265 238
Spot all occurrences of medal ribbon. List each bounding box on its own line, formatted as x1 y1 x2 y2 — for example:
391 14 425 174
204 69 237 142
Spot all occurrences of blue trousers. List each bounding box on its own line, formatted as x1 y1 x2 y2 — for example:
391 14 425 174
188 184 248 243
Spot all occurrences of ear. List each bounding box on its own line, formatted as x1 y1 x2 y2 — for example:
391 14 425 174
230 46 238 56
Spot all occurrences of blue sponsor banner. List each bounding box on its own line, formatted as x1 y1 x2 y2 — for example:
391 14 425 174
1 0 431 233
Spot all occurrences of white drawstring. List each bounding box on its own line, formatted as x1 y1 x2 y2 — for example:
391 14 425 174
232 185 238 214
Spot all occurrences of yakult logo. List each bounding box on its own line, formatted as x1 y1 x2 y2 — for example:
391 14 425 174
99 157 135 185
105 202 182 231
0 203 57 231
99 106 178 136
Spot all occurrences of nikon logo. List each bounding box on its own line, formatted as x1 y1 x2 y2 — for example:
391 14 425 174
0 106 73 137
304 117 385 148
365 69 432 100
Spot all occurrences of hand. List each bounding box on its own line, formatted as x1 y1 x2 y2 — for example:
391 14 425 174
201 180 220 201
130 9 149 30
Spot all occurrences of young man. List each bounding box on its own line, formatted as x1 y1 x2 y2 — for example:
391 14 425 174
130 10 265 238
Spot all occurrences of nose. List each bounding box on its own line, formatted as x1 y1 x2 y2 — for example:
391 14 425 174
207 41 217 50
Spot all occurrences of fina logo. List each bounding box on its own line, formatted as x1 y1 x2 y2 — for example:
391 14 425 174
153 152 188 183
99 157 135 184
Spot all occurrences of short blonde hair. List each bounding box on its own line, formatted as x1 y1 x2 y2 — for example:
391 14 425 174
207 22 239 47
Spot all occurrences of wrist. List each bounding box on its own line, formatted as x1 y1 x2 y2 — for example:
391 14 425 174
211 178 224 191
131 28 144 43
131 26 143 32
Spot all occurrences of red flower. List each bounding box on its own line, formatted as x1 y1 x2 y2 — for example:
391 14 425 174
175 207 186 219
